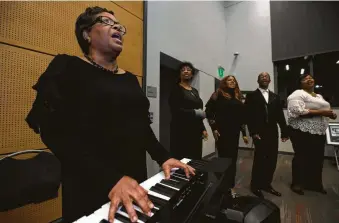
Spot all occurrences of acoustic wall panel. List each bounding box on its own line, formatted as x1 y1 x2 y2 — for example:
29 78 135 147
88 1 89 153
0 1 143 76
0 44 51 154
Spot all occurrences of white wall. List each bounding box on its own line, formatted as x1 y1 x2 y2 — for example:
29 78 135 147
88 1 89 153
199 72 217 157
223 1 274 91
224 1 274 150
146 1 227 177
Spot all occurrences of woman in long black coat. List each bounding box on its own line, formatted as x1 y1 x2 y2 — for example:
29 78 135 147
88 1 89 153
169 62 208 160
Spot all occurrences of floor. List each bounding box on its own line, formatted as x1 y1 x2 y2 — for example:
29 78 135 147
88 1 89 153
233 150 339 223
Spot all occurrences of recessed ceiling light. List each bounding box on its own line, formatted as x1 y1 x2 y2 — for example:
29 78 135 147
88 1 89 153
336 60 339 64
300 68 305 74
285 65 289 71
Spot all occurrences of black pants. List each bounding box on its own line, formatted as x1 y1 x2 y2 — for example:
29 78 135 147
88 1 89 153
251 128 278 189
217 130 240 188
289 128 325 189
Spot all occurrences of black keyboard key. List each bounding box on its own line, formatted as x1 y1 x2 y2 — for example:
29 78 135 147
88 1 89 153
147 194 168 207
175 169 187 175
172 173 190 180
99 219 110 223
115 212 132 223
150 184 176 198
171 174 189 182
160 179 186 189
121 206 149 222
156 183 178 193
132 201 158 213
175 168 202 177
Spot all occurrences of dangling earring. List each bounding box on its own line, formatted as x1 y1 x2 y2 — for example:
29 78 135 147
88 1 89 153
83 31 90 43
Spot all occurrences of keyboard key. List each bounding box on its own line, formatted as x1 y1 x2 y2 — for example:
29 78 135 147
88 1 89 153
120 207 150 223
172 173 190 181
116 210 145 223
150 184 176 198
171 174 189 182
114 212 133 223
132 202 158 213
147 194 168 207
160 179 186 190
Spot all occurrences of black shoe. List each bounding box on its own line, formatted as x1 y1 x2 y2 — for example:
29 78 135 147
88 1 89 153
317 188 327 194
251 188 264 198
304 186 327 194
263 187 282 197
290 185 304 195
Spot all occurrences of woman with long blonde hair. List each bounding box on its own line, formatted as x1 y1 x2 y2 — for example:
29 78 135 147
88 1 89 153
205 75 248 194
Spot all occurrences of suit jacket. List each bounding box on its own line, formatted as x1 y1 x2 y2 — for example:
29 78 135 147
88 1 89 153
245 89 288 138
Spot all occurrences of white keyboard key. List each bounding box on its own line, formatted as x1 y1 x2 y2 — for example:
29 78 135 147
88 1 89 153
148 190 170 201
93 207 108 220
74 215 87 223
116 209 145 223
159 182 180 191
84 214 102 223
133 204 154 216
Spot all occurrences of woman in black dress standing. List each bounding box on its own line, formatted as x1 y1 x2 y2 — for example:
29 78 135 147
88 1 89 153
169 62 208 160
27 7 194 223
205 75 248 193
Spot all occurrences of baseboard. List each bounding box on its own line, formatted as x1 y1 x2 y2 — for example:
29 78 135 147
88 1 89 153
239 147 295 156
204 147 335 160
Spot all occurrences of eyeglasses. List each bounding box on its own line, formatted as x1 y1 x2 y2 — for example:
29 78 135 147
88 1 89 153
88 16 127 35
181 67 192 72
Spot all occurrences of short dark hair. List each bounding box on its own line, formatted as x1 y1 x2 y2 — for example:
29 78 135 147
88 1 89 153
178 61 196 75
75 6 114 55
297 73 313 88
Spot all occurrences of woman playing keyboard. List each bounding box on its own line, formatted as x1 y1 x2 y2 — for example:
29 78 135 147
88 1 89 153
28 6 194 223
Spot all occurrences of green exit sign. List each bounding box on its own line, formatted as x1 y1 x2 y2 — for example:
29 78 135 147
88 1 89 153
218 66 225 78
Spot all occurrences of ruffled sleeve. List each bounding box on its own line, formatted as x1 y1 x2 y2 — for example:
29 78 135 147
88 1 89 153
287 91 309 118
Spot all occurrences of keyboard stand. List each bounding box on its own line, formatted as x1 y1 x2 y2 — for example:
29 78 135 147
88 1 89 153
334 146 339 171
193 157 232 221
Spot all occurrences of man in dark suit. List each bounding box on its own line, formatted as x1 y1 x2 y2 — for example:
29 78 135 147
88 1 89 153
245 72 289 198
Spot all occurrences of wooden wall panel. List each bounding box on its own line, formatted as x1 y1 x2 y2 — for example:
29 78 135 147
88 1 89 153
0 44 51 154
0 188 62 223
114 1 143 19
136 76 143 87
0 1 143 76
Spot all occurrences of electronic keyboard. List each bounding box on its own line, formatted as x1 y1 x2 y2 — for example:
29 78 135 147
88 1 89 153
74 158 231 223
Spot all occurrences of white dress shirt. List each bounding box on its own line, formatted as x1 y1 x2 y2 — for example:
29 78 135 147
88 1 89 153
258 88 269 103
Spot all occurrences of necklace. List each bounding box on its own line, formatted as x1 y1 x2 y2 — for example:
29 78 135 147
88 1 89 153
179 83 192 90
303 89 316 97
84 54 119 74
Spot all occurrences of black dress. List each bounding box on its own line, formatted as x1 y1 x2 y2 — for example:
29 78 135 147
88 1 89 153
38 55 170 222
205 90 246 188
169 85 206 160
